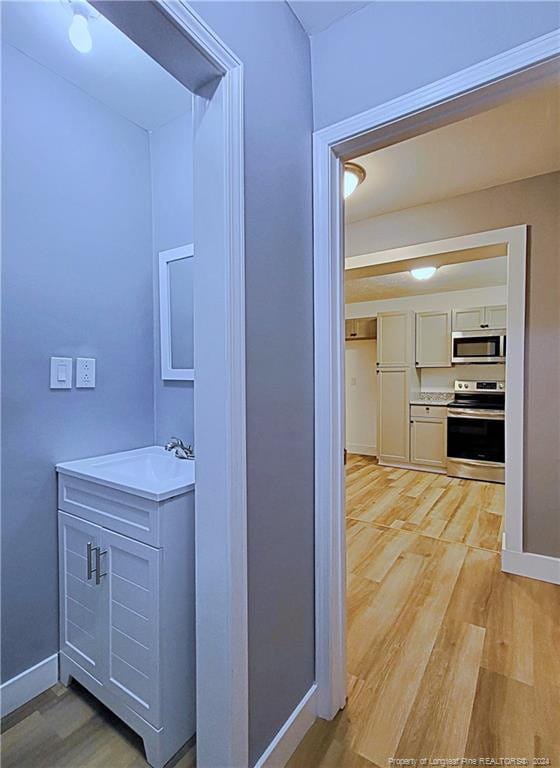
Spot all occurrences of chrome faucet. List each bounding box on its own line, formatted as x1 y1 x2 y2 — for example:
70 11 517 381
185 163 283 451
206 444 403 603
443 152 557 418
164 437 194 460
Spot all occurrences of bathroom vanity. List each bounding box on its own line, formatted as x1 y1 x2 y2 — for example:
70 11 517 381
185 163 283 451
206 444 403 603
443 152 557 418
56 447 195 768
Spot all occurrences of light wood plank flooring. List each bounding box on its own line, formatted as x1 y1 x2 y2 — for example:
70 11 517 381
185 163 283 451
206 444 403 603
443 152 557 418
288 455 559 768
346 455 505 551
2 457 558 768
0 681 195 768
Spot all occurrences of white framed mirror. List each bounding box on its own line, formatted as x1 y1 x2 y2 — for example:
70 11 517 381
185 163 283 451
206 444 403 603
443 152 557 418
159 244 194 380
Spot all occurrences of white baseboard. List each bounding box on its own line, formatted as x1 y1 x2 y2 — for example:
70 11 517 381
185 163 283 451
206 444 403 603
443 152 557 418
378 460 446 475
254 684 317 768
502 548 560 585
347 444 376 457
0 653 59 717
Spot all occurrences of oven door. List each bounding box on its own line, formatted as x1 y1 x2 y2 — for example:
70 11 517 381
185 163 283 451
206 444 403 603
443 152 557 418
451 331 505 363
447 409 505 463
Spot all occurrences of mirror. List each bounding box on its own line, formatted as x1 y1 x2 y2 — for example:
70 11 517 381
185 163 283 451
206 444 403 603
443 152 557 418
159 244 194 380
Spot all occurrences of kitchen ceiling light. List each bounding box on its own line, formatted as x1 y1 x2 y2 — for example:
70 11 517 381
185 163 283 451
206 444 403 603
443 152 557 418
411 266 437 281
343 162 366 199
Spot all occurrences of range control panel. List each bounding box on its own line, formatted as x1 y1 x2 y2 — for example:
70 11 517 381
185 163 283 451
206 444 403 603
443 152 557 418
454 380 505 393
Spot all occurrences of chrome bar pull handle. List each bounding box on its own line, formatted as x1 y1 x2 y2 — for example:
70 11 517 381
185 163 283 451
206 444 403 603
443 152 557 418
95 548 107 585
87 542 94 581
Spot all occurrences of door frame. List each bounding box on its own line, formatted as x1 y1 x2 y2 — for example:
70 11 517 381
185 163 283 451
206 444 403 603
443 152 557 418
92 3 248 765
313 30 560 720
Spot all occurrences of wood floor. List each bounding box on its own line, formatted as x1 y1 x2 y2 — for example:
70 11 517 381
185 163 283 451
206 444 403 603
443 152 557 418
288 455 560 768
0 681 195 768
346 455 505 551
2 456 558 768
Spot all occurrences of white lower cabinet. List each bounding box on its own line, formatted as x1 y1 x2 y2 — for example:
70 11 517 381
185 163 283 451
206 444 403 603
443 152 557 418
410 405 447 469
58 484 195 768
377 368 411 464
105 529 161 727
59 513 106 683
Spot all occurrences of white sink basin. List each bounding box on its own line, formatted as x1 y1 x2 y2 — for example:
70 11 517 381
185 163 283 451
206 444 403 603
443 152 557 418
56 446 195 501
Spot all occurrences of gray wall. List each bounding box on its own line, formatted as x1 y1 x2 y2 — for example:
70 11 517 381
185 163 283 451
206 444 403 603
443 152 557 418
191 3 315 764
1 44 155 681
310 1 560 129
150 112 194 445
347 172 560 557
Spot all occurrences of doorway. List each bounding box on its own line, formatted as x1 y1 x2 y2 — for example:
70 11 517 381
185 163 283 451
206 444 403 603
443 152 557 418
308 32 560 767
0 2 247 766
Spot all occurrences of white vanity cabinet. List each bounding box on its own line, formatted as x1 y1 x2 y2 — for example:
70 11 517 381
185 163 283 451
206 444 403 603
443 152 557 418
57 451 195 768
59 513 107 684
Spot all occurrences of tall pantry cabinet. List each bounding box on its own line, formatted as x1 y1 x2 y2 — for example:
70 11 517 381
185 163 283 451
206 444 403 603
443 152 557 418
376 311 420 466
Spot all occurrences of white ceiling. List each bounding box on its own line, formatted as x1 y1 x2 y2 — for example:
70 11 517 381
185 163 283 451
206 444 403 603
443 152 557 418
345 256 507 303
287 1 371 35
346 82 560 223
2 1 192 131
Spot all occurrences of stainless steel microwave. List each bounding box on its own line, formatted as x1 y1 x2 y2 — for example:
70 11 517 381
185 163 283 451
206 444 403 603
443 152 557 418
451 329 506 364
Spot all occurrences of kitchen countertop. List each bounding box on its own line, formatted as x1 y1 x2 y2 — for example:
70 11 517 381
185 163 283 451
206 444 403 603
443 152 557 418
410 392 454 406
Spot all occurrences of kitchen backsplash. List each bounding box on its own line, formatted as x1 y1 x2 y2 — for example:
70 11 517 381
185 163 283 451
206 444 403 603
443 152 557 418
421 363 506 392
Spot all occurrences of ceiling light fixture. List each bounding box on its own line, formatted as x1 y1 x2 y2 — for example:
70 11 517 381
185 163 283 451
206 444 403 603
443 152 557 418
63 0 98 54
343 162 366 199
411 266 437 281
69 12 92 53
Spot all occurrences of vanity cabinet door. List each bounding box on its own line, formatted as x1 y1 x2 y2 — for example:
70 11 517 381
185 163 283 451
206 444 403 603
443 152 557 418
103 529 161 728
58 512 107 683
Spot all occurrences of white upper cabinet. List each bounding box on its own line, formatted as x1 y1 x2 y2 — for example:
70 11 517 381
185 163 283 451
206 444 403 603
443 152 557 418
377 311 413 367
415 311 451 367
485 305 507 329
452 306 485 331
452 304 507 331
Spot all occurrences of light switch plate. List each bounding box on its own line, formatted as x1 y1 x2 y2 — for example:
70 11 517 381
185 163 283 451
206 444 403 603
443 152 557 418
76 357 96 388
50 357 72 389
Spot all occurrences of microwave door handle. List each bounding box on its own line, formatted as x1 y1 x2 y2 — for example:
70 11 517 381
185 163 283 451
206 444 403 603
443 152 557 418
499 336 506 358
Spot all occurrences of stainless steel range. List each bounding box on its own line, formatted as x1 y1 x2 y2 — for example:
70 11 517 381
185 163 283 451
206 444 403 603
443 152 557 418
446 379 505 483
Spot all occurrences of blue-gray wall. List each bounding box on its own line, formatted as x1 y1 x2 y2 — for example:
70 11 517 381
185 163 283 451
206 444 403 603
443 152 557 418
1 44 155 681
310 1 560 129
191 3 314 765
150 112 195 446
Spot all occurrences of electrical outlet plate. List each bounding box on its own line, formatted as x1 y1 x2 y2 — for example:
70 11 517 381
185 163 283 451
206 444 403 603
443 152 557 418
76 357 96 388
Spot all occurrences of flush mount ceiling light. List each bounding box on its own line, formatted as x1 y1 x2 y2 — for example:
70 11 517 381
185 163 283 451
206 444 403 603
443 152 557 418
411 266 438 281
343 162 366 199
62 0 98 54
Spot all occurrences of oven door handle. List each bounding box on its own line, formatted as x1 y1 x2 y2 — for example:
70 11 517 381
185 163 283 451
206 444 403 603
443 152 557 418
448 408 505 420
